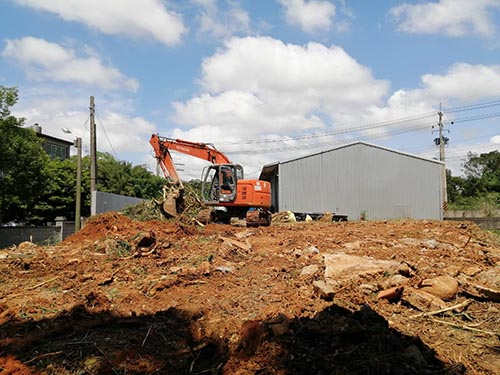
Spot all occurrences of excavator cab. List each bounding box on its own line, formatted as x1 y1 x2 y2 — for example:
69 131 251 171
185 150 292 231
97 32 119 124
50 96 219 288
201 164 243 204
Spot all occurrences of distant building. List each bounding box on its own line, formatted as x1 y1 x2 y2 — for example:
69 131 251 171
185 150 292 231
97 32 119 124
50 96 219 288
31 124 72 160
259 142 444 221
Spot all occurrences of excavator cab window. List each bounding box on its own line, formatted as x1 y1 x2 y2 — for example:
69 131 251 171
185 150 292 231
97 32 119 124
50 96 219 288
201 165 238 204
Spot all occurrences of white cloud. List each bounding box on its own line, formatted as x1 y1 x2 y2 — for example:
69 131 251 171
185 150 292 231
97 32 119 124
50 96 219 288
380 63 500 110
2 37 139 91
389 0 500 38
279 0 336 33
192 0 252 40
13 0 187 46
492 135 500 144
173 37 388 133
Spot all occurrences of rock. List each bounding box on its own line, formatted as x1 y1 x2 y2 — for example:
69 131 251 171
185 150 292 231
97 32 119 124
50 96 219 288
462 266 482 277
422 239 438 249
313 280 335 301
299 264 320 278
303 246 320 256
418 275 458 300
381 274 410 289
475 267 500 288
402 287 447 312
323 253 403 282
305 215 313 222
215 266 235 273
460 279 500 302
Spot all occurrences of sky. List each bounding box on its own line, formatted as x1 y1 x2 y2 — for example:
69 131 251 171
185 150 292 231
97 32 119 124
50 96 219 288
1 0 500 180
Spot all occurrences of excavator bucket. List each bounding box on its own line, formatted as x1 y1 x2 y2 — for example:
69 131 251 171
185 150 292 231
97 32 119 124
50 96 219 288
159 183 184 217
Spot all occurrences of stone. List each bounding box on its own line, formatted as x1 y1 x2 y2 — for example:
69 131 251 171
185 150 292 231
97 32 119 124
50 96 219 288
299 264 320 278
313 280 335 301
418 275 458 300
323 253 402 282
402 287 447 312
460 279 500 302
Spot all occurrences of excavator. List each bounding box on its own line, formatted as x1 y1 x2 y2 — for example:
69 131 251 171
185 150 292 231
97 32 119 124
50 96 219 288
149 134 272 227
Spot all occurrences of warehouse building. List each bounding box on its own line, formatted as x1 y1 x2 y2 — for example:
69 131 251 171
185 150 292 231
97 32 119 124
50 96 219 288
259 142 444 221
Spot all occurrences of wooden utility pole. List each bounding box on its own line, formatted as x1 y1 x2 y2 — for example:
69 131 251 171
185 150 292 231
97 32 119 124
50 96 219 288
90 96 97 215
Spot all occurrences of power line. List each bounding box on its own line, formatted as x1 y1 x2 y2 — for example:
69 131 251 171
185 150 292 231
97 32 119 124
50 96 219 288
95 111 119 159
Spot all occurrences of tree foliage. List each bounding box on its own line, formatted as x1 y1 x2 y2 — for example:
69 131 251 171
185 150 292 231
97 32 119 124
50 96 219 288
447 150 500 209
0 86 50 224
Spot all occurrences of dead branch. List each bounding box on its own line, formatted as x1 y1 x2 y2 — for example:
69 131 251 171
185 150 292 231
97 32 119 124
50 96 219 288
27 276 59 290
431 318 500 337
410 300 472 319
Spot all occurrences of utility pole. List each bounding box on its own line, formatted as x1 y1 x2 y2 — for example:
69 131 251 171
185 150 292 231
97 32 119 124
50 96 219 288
90 96 97 215
75 137 82 232
435 103 448 214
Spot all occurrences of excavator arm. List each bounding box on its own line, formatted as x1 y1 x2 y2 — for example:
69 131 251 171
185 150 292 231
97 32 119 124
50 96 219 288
150 135 231 179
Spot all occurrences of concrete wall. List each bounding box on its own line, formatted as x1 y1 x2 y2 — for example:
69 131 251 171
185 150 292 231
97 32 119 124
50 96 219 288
444 209 500 230
0 220 76 249
0 226 61 248
444 209 500 218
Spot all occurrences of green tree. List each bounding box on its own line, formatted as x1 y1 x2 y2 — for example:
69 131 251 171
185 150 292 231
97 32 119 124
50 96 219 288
0 86 50 224
96 152 164 198
462 151 500 196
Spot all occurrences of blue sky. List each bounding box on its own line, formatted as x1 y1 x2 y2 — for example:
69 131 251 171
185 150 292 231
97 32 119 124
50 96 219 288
1 0 500 179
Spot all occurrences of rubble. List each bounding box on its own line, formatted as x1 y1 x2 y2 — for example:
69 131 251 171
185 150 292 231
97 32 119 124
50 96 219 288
0 213 499 374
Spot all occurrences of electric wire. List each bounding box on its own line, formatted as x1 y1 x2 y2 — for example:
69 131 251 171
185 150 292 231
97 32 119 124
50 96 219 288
95 111 119 159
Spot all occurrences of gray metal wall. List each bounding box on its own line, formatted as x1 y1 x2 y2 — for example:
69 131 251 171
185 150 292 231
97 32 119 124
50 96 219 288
93 191 144 214
278 143 443 220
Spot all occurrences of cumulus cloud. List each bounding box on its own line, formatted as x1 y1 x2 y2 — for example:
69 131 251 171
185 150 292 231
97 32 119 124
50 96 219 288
389 0 500 38
173 37 388 133
383 63 500 109
2 37 139 91
192 0 253 40
492 135 500 144
13 0 187 46
278 0 336 33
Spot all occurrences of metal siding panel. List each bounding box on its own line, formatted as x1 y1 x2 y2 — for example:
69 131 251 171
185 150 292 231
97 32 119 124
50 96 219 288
278 144 442 220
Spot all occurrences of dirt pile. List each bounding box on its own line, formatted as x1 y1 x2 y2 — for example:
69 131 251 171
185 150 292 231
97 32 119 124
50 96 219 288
0 213 499 374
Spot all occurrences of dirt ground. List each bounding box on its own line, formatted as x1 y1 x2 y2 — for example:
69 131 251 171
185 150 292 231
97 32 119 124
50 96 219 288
0 213 499 374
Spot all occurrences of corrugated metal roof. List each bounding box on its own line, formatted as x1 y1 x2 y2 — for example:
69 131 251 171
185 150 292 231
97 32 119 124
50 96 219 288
279 141 444 166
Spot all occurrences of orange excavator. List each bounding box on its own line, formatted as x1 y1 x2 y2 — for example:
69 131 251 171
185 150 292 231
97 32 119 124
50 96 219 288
149 134 272 226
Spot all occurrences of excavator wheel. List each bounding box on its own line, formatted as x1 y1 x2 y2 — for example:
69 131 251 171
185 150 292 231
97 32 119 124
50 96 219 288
246 210 272 227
